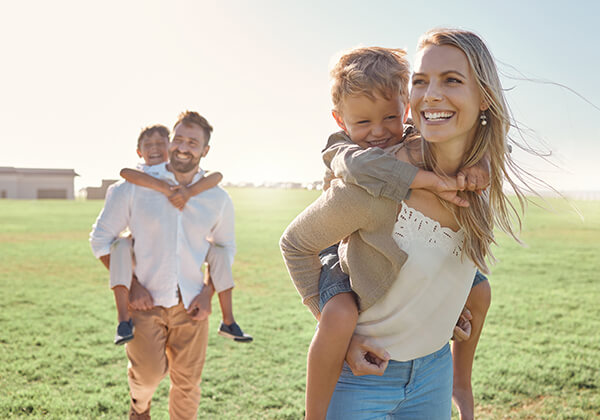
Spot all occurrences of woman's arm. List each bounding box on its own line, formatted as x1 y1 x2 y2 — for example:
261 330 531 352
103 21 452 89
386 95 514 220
280 180 374 318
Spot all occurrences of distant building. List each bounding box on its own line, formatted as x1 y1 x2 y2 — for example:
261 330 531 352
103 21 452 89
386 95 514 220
85 179 118 199
0 167 78 199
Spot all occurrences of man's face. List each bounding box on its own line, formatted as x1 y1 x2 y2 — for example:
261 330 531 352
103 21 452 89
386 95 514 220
333 93 408 149
169 123 210 173
137 132 169 166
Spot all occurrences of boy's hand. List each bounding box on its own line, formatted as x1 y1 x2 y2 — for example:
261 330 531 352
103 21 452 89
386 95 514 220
168 185 191 210
345 334 390 376
452 307 472 341
457 156 490 194
431 175 470 208
322 169 335 191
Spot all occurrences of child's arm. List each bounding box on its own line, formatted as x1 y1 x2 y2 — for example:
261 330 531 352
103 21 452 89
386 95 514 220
323 132 489 207
167 171 223 210
120 168 172 196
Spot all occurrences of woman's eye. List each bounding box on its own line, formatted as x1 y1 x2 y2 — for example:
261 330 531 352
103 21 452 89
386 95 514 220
447 77 462 84
412 79 425 85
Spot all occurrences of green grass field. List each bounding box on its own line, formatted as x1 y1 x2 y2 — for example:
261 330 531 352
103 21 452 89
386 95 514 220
0 189 598 419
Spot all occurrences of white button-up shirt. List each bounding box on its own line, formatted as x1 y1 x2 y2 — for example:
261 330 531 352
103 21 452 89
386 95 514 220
90 163 236 309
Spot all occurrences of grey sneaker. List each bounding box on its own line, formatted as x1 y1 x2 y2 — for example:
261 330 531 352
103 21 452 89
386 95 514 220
115 319 134 345
218 321 253 342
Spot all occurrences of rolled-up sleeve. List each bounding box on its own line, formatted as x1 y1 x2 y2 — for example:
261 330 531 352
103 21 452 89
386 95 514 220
323 139 418 203
89 182 132 258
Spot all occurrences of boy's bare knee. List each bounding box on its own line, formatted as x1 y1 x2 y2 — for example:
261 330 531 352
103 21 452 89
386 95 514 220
320 293 358 333
469 280 491 315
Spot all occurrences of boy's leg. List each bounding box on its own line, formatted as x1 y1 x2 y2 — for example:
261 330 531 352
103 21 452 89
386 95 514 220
110 237 135 344
306 292 358 420
305 244 358 420
452 278 492 420
217 288 234 325
113 285 130 322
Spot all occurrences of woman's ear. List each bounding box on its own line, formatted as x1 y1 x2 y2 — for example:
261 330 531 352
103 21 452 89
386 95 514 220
403 104 410 123
332 110 347 132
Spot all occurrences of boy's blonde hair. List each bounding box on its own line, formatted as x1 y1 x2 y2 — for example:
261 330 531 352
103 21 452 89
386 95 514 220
330 47 410 112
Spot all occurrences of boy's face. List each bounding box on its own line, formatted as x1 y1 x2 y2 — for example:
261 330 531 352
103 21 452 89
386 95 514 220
333 93 409 149
137 132 169 165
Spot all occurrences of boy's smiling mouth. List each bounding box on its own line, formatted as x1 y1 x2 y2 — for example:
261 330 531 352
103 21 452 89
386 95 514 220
366 138 394 148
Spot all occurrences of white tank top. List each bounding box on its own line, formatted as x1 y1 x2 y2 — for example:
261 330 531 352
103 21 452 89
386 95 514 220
355 202 476 361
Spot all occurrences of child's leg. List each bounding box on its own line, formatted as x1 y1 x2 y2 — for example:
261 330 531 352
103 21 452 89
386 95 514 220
113 285 130 322
306 292 358 420
205 244 235 321
217 288 234 325
305 244 358 420
109 237 134 325
452 277 492 420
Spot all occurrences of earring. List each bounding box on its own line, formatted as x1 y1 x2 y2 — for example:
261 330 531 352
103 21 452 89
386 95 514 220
480 112 487 126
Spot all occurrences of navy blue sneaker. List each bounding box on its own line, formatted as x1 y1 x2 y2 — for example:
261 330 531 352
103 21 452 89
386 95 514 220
218 321 253 342
114 319 134 345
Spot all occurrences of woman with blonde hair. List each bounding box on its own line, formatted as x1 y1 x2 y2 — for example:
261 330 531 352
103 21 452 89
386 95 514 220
283 27 538 419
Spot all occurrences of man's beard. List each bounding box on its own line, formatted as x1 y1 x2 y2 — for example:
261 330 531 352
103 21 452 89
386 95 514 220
169 151 200 173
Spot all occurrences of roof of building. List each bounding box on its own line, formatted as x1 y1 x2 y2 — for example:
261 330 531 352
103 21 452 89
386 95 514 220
0 167 79 176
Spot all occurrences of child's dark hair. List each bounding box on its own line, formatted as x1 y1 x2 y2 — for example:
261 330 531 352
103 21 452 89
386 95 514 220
137 124 170 149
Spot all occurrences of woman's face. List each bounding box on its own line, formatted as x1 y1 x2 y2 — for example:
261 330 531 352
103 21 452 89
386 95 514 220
410 44 485 148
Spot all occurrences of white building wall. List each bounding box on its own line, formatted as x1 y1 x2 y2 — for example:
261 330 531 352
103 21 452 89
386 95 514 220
0 173 19 198
16 174 74 199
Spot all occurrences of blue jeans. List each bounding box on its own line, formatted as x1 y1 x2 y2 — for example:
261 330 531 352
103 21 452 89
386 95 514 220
327 343 453 420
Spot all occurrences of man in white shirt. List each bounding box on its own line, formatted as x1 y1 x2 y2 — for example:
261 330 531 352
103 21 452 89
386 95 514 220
90 111 235 420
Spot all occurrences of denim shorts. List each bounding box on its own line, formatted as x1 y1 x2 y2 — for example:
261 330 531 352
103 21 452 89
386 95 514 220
327 343 453 419
318 244 353 311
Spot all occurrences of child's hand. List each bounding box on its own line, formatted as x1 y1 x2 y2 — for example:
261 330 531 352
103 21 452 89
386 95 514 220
430 175 470 208
168 185 191 210
322 169 335 191
457 155 490 194
452 307 472 341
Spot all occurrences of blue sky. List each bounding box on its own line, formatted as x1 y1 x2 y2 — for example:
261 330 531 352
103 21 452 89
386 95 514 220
1 0 598 191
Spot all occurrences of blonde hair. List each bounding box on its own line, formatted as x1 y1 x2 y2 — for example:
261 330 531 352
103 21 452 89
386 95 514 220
413 28 535 274
330 47 410 111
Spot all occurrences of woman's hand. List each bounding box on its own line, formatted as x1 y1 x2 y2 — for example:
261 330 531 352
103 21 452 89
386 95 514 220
345 334 390 376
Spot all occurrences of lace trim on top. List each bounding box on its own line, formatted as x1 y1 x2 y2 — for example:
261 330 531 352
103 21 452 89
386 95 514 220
394 202 464 257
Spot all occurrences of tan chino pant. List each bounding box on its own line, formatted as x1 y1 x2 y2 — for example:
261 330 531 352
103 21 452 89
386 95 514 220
126 303 209 420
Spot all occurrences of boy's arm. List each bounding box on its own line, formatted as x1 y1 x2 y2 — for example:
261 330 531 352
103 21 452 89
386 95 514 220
169 171 223 209
120 168 172 196
323 133 482 207
322 133 418 203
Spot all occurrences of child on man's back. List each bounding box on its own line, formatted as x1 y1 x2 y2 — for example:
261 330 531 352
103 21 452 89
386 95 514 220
284 47 490 419
109 124 252 345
